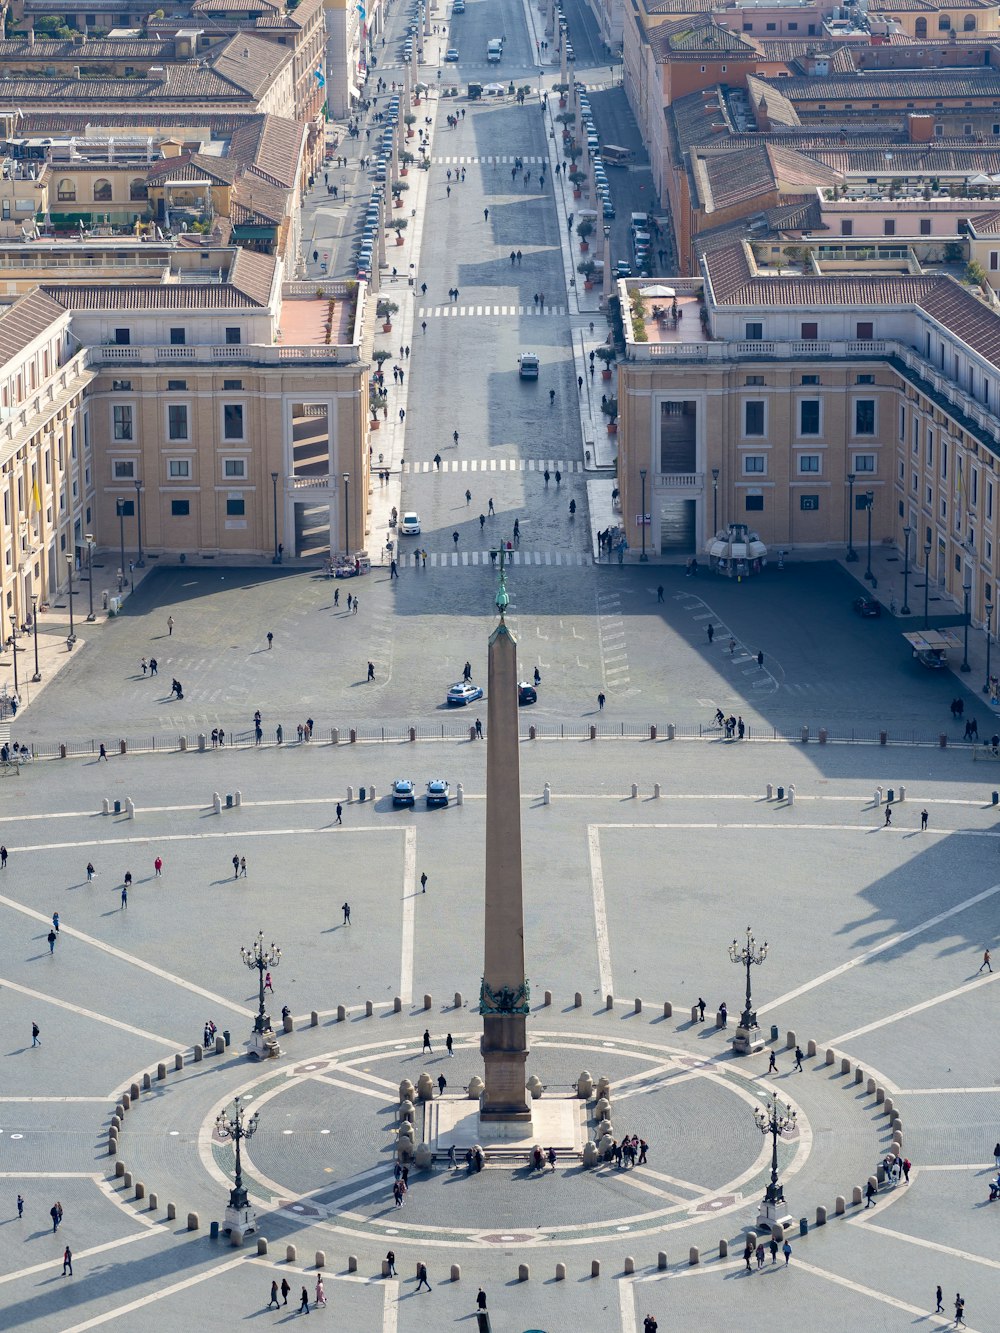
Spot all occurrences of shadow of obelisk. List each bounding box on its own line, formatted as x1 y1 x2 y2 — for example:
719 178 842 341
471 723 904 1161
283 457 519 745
479 553 531 1122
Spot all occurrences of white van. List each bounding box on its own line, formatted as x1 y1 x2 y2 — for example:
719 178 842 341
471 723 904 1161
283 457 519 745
487 36 503 61
518 351 539 379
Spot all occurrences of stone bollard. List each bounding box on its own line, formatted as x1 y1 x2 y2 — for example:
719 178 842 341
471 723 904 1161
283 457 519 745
747 1232 757 1250
332 728 340 745
131 1082 140 1100
257 1237 268 1255
469 725 476 741
122 1093 131 1110
852 1185 863 1205
518 1264 529 1282
786 1031 796 1049
111 1115 121 1131
213 792 222 814
451 1264 461 1282
591 1259 601 1277
108 1141 117 1158
634 997 642 1014
689 1247 699 1266
135 1182 145 1200
348 1256 357 1273
691 1005 699 1023
454 992 463 1009
819 728 827 743
350 729 357 744
346 786 354 802
884 1097 894 1116
194 1045 203 1063
788 785 795 806
215 1036 224 1054
175 1053 184 1070
234 791 241 807
392 996 401 1013
719 1239 728 1258
590 725 596 740
167 1203 176 1220
876 1087 885 1103
231 1229 243 1248
826 1048 835 1065
337 1006 346 1022
807 1040 817 1057
767 782 773 800
624 1257 635 1275
528 725 536 740
716 1010 726 1028
556 1262 566 1280
574 992 582 1008
365 1000 374 1016
543 782 551 805
187 1213 199 1231
835 1196 846 1215
663 1001 672 1018
544 990 552 1006
457 783 464 806
631 783 638 799
801 725 809 743
898 785 905 801
867 1077 876 1094
369 786 376 801
180 736 188 752
606 994 613 1010
381 1260 390 1277
770 1223 784 1243
424 994 432 1010
653 783 661 799
658 1251 667 1270
816 1205 827 1225
102 798 110 815
115 1161 125 1177
667 723 675 740
149 1192 157 1211
283 1013 293 1033
126 798 135 819
855 1066 864 1085
123 1172 133 1189
650 724 657 741
286 1245 296 1263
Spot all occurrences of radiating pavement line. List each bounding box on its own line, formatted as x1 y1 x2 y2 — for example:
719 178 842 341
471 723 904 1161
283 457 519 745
0 975 186 1049
382 1278 399 1333
589 824 613 1001
63 1254 252 1332
826 970 1000 1045
618 1274 637 1333
757 881 1000 1016
792 1256 977 1330
0 1228 157 1288
400 825 415 1006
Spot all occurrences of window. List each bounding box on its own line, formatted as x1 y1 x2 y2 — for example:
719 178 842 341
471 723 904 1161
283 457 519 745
920 219 932 235
798 455 820 473
883 220 895 237
856 322 874 340
938 13 950 28
167 380 187 391
854 454 876 473
840 221 853 237
171 499 190 517
168 459 190 478
225 327 241 345
169 327 186 346
93 178 112 202
989 480 994 520
744 402 765 436
113 459 135 479
56 178 76 202
111 379 132 391
799 400 820 435
800 494 819 510
745 375 764 386
116 498 135 517
800 322 818 340
744 322 763 340
223 379 243 390
743 455 766 474
745 494 764 512
226 497 246 516
167 405 188 441
766 20 775 29
855 400 875 435
114 328 130 346
856 374 875 384
113 405 133 442
965 13 976 28
993 253 999 272
224 459 246 478
927 431 933 467
934 125 943 137
801 375 820 385
130 178 147 201
223 403 244 440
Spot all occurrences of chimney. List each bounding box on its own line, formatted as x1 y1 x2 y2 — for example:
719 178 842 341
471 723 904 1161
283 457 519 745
28 29 35 47
73 65 81 80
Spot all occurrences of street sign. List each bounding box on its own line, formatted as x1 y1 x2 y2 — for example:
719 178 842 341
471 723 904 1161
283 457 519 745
635 514 651 525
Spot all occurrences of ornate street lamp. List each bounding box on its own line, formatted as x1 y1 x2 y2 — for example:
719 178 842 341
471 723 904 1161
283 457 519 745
116 497 126 593
134 479 144 567
961 580 972 672
754 1092 797 1230
712 466 719 536
241 930 281 1056
901 525 911 615
923 541 932 629
729 925 767 1035
271 472 280 564
343 473 351 557
846 472 858 561
8 615 19 699
984 598 994 696
864 490 874 584
215 1094 259 1235
31 594 41 683
65 555 76 644
639 468 648 561
85 534 96 621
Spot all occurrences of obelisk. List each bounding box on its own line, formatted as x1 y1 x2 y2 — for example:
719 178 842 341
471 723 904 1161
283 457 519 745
479 556 531 1121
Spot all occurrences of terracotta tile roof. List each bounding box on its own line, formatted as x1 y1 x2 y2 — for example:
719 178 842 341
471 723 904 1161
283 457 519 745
16 111 256 133
0 38 177 57
652 15 757 56
193 0 282 10
0 289 66 362
230 174 287 223
968 209 1000 234
746 75 800 130
44 277 268 310
693 198 824 255
753 68 1000 101
809 145 1000 172
695 143 839 212
145 152 240 185
228 114 304 188
228 247 276 304
871 0 995 9
669 85 736 157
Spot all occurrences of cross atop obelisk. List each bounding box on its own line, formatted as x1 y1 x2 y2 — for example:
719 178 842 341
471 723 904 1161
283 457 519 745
479 547 531 1121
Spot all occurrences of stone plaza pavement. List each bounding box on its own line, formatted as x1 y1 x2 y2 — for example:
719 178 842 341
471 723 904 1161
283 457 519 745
0 737 997 1331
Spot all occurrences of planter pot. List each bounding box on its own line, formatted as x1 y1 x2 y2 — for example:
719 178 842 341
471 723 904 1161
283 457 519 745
400 167 408 176
602 368 612 380
393 197 404 207
607 422 618 435
579 240 589 252
407 129 415 138
559 96 567 108
573 188 582 199
395 234 404 245
583 279 593 290
382 321 392 332
370 418 381 431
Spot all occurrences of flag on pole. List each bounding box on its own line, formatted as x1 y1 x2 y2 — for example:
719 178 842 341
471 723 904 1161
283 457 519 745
32 478 42 512
314 67 326 87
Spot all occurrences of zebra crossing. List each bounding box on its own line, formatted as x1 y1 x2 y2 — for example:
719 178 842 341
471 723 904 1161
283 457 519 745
418 304 568 318
403 457 582 474
433 154 547 165
392 548 590 568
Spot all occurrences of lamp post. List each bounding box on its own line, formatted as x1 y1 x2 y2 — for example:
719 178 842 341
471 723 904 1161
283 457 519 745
84 534 96 621
754 1093 797 1229
602 222 612 309
116 497 126 593
961 580 972 672
343 472 351 556
31 594 40 682
729 925 768 1034
864 490 874 583
923 541 932 629
134 480 144 567
639 468 648 561
8 615 19 699
901 525 911 615
215 1094 260 1235
984 598 994 695
712 466 719 537
65 555 76 643
846 473 858 561
270 471 280 564
241 930 281 1043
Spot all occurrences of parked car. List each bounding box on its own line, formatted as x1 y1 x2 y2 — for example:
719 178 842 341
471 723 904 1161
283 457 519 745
445 47 460 60
426 778 450 808
392 778 416 807
518 682 537 706
853 596 882 618
447 680 484 706
399 512 421 534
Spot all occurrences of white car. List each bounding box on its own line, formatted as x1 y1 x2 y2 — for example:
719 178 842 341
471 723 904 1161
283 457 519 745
399 512 421 534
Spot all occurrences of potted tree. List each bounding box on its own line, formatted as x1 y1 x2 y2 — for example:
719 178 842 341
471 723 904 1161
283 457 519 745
392 217 408 246
595 346 615 381
569 169 586 200
553 81 569 108
404 112 417 139
578 259 597 290
376 298 398 333
372 348 392 381
391 180 409 208
556 111 576 141
369 386 388 430
400 150 414 177
577 217 594 253
602 395 618 435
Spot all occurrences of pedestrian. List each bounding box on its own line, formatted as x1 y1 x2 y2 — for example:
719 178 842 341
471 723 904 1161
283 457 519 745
315 1274 326 1307
167 615 174 636
719 1001 728 1026
597 692 605 710
240 857 247 878
336 803 343 825
707 624 714 643
978 948 992 972
475 717 483 738
954 1293 965 1326
936 1286 944 1313
555 470 561 485
767 1050 777 1073
483 207 489 222
62 1245 72 1276
266 631 274 649
488 497 495 515
121 884 127 909
438 1073 447 1095
477 1288 487 1311
794 1045 804 1071
299 1286 309 1314
50 1203 59 1232
32 1022 40 1047
697 997 706 1021
48 929 56 953
416 1262 431 1292
149 658 157 676
994 1142 1000 1170
87 861 95 881
782 1240 792 1265
267 1280 280 1309
264 971 273 993
446 1033 453 1055
757 650 764 669
233 854 240 879
921 808 929 830
342 902 351 924
347 593 353 612
743 1241 753 1272
884 805 892 827
390 559 398 579
368 660 375 681
154 856 162 876
281 1277 291 1305
385 1250 396 1276
756 1242 765 1269
657 586 664 602
52 910 60 932
865 1179 877 1208
422 1029 432 1053
353 597 359 614
902 1157 911 1182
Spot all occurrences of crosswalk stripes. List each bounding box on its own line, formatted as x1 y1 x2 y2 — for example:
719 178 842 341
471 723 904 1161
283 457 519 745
394 549 590 568
402 458 582 474
432 155 547 165
418 305 567 318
